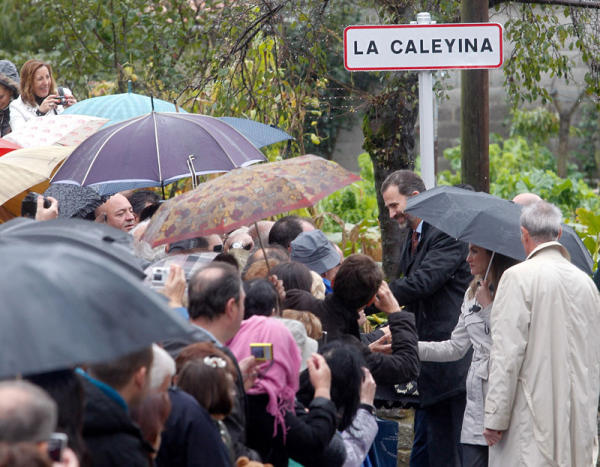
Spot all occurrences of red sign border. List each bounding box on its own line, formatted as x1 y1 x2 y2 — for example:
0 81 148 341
344 23 504 71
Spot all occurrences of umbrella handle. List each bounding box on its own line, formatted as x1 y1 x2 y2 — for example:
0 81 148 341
186 155 198 189
483 251 495 282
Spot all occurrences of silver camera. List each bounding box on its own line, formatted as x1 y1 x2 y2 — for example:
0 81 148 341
151 267 170 286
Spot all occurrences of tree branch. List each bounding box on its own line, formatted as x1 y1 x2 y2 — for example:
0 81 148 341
490 0 600 9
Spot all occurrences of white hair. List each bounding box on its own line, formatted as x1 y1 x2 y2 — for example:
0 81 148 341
150 344 176 391
520 201 562 243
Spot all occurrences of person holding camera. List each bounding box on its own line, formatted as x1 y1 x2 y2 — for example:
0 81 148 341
9 59 76 131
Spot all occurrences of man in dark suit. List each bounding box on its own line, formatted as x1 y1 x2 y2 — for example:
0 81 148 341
381 170 472 467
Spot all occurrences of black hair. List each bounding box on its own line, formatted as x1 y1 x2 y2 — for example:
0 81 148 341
139 202 161 221
270 261 313 293
243 278 279 319
188 262 241 320
297 339 365 431
88 346 153 390
212 252 240 270
127 190 160 216
268 215 304 248
381 170 426 196
26 370 88 463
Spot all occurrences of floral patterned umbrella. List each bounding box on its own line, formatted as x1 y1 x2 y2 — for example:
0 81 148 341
3 114 108 148
142 154 361 247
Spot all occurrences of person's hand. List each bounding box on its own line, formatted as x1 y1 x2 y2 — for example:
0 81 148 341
238 355 261 391
357 308 367 327
307 353 331 399
475 279 493 308
268 274 286 304
53 447 79 467
368 333 392 354
483 428 503 446
373 281 401 315
64 93 77 108
38 94 60 114
360 367 376 405
160 264 186 308
35 196 58 221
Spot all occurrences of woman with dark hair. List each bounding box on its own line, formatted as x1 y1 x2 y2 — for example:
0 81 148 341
419 245 519 467
270 261 313 293
298 340 379 467
26 370 88 466
243 278 280 319
9 59 76 130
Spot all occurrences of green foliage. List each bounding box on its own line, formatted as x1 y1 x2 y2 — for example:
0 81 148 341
509 108 559 144
575 208 600 269
317 153 378 230
438 135 600 220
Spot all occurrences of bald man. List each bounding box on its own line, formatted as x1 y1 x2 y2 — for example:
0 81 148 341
512 192 541 206
95 193 137 232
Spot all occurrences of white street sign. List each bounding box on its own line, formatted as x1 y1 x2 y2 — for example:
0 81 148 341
344 23 503 71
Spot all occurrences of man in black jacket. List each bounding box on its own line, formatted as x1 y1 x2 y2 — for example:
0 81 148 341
80 346 154 466
382 170 472 467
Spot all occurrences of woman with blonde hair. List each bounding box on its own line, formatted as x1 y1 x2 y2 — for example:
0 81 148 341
9 59 76 130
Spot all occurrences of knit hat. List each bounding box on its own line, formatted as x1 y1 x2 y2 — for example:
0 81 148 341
0 60 20 99
291 230 340 275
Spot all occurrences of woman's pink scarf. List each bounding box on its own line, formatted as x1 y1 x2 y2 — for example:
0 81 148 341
228 315 301 440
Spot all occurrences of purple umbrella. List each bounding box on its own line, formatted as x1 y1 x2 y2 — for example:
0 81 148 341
51 112 267 194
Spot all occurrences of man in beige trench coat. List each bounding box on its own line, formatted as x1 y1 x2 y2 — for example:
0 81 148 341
483 201 600 466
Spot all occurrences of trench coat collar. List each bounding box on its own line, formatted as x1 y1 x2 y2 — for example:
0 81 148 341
527 240 570 262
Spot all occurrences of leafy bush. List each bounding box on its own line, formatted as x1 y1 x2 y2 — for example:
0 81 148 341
438 135 600 219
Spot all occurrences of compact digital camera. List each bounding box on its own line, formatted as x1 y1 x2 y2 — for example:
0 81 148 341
250 343 273 362
151 267 170 286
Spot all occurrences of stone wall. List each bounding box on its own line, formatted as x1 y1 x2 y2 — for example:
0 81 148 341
331 11 590 174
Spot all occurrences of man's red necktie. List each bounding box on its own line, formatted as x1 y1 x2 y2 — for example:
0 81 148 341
411 230 419 255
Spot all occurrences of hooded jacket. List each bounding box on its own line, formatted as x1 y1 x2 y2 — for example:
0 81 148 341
0 60 19 137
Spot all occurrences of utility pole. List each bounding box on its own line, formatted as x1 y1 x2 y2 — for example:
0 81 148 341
461 0 490 192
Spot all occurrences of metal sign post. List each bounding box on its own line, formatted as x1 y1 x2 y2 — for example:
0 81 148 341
344 16 503 189
416 13 435 189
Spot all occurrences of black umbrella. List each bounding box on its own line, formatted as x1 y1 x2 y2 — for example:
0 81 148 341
0 242 190 378
405 185 594 274
43 184 103 219
0 218 145 279
405 186 525 260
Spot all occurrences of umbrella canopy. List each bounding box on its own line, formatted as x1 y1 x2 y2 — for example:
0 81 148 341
0 218 145 279
43 184 103 219
3 114 108 148
405 185 594 274
218 117 292 148
0 146 74 206
142 154 361 247
0 242 189 378
0 138 21 157
51 112 267 194
62 92 188 127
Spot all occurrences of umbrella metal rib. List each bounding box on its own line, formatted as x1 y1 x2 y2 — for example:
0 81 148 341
173 114 243 168
152 112 163 183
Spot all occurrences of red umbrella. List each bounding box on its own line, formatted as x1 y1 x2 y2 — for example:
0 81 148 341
0 138 21 157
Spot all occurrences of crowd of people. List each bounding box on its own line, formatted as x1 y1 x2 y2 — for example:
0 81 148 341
1 57 600 467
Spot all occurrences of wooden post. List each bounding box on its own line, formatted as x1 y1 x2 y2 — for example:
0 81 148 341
461 0 490 192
